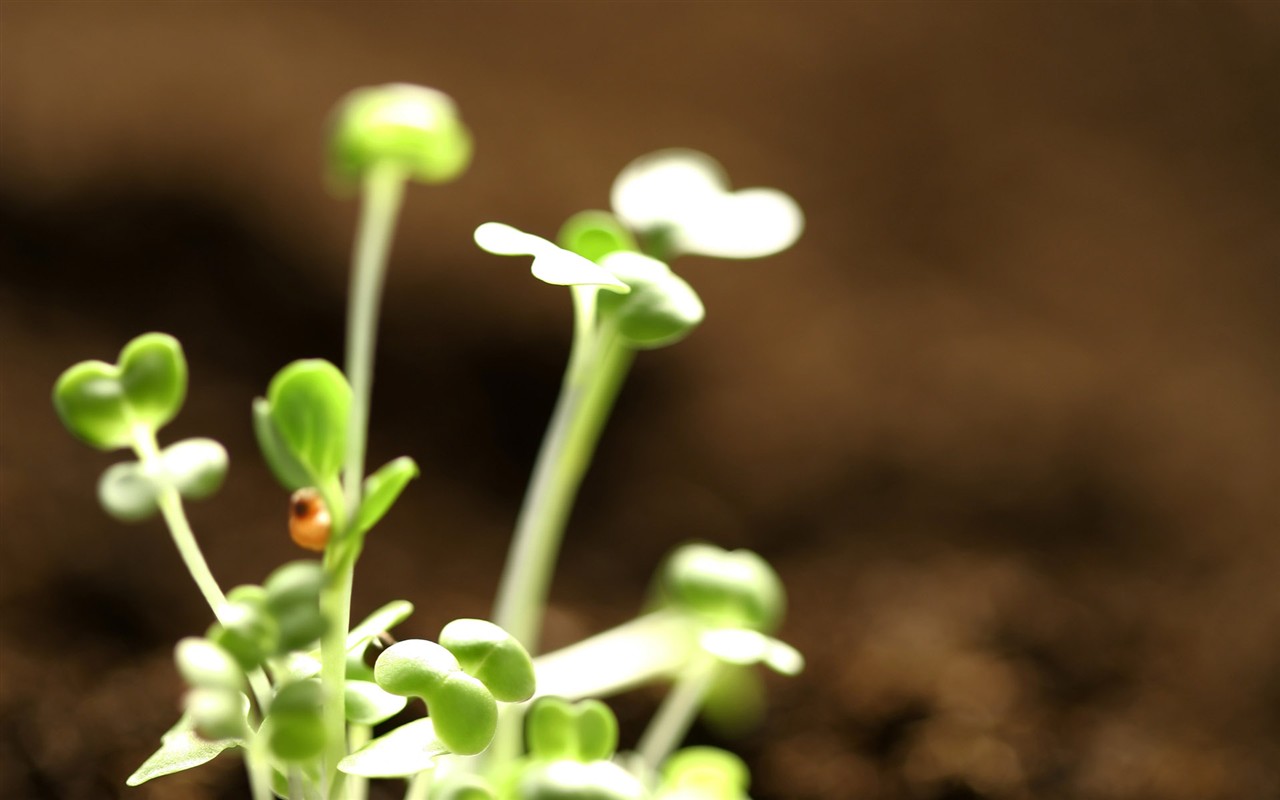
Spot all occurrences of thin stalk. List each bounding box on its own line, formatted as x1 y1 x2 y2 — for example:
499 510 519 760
404 770 432 800
131 425 226 615
491 323 636 651
634 652 718 771
531 611 695 700
348 724 372 800
319 161 407 799
131 425 273 798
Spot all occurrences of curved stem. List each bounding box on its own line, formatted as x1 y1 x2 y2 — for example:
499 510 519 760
635 652 718 771
132 425 226 616
320 161 407 800
491 324 635 652
130 425 274 797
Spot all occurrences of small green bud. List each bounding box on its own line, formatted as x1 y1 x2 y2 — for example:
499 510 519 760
438 618 535 703
97 461 159 522
557 211 637 264
659 544 785 632
596 253 704 349
659 747 750 800
267 680 325 762
330 83 472 185
186 687 247 741
208 599 279 671
263 561 326 652
174 637 244 692
53 333 187 450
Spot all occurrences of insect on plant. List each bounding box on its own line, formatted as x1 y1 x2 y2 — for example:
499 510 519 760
52 82 806 800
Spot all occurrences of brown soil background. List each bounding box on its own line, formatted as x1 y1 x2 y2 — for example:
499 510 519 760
2 3 1279 799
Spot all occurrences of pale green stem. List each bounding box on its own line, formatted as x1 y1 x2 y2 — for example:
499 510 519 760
320 161 407 800
491 322 636 651
635 651 719 771
131 425 226 615
405 770 432 800
131 424 273 798
244 727 274 800
531 611 696 700
348 724 372 800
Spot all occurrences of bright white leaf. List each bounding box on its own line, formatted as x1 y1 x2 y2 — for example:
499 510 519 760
338 718 447 778
610 148 804 259
474 222 629 291
474 222 548 256
762 638 805 676
699 628 804 676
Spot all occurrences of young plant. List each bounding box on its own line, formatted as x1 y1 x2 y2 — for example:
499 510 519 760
52 82 804 800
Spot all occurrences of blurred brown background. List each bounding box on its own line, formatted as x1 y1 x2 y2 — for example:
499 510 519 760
2 2 1279 799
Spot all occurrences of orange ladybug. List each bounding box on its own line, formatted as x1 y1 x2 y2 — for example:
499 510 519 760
289 488 331 552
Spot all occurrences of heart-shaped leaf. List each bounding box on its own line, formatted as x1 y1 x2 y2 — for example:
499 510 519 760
354 456 419 535
474 222 630 292
262 360 351 485
610 148 803 259
53 333 187 450
438 618 535 703
338 717 447 778
97 461 159 522
526 697 618 763
596 252 704 349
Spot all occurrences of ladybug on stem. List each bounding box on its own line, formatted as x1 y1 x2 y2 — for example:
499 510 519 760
289 488 331 552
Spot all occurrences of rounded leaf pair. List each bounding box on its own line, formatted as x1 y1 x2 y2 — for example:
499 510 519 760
658 543 785 632
98 438 228 522
330 83 472 185
526 697 618 763
208 561 326 670
373 619 534 755
53 333 186 451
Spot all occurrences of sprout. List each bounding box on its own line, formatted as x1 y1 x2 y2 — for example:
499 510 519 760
474 222 631 292
611 148 803 259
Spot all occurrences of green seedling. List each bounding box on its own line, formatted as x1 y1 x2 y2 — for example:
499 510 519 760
52 81 804 800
